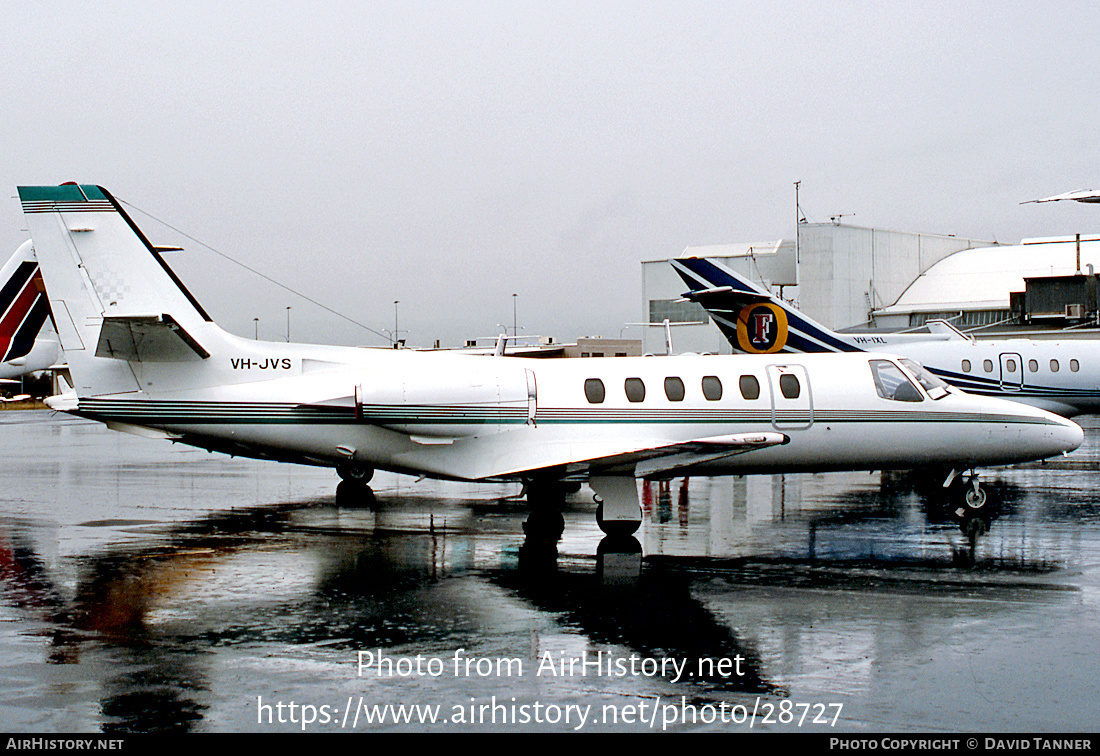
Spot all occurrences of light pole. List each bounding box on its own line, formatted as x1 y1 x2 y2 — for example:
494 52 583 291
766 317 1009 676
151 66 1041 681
512 293 517 336
285 307 291 343
394 300 400 348
254 317 259 340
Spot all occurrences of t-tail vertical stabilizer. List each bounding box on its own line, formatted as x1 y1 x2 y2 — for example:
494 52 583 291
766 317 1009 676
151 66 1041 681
18 184 255 397
671 257 861 354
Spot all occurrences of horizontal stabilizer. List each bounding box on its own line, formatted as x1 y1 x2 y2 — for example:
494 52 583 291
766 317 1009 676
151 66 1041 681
924 320 972 341
680 285 771 303
44 371 77 411
95 314 210 362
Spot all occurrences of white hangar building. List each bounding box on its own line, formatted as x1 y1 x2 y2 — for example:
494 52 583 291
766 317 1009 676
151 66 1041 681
872 234 1100 331
641 223 996 355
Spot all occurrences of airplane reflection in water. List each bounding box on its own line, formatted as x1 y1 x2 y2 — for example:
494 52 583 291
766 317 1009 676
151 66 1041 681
636 471 1087 569
0 499 772 733
1 463 1092 732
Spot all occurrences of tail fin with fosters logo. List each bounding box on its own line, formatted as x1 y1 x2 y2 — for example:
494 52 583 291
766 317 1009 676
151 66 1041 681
671 256 861 354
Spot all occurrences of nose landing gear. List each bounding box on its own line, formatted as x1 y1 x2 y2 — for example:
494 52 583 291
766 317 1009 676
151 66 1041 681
943 468 988 513
963 477 987 510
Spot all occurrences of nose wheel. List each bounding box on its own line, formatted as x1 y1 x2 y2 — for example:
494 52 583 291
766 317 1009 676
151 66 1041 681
943 468 988 515
963 478 987 510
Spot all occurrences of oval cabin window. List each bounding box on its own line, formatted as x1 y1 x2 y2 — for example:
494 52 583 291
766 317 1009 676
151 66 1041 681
1071 359 1080 372
739 375 761 400
702 376 723 401
1051 360 1060 373
962 359 971 373
779 374 800 399
624 377 645 402
584 378 606 404
664 377 686 401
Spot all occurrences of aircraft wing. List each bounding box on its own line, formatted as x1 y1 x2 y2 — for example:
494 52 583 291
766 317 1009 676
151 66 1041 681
629 432 790 477
1022 189 1100 204
489 431 790 480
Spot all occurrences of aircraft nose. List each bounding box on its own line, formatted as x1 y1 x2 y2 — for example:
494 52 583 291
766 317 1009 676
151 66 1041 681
991 401 1084 464
1053 415 1085 455
1029 411 1085 460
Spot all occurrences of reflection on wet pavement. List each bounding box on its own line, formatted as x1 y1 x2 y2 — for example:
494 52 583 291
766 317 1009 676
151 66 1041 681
1 411 1099 732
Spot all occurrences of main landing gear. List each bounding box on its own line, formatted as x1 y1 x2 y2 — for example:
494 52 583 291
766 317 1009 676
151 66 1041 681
521 479 571 543
590 476 642 537
336 462 374 484
522 476 644 539
335 462 376 507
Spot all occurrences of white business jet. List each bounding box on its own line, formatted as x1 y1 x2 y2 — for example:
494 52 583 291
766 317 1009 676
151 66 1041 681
673 256 1100 418
19 185 1082 534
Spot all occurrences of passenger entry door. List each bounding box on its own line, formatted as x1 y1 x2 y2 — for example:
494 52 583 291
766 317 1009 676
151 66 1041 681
525 369 537 425
767 364 813 430
999 353 1023 391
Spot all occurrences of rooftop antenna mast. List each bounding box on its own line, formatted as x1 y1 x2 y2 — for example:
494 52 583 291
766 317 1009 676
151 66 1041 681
794 181 802 287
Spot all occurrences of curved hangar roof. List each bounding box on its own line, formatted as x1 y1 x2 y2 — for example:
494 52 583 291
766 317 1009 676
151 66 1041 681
877 234 1100 315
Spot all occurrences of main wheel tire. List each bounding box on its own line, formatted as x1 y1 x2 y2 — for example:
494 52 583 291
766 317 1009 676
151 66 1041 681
337 462 374 483
596 502 641 536
523 508 565 541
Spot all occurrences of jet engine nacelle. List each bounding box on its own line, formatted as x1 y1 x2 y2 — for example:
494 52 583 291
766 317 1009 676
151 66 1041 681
355 359 532 438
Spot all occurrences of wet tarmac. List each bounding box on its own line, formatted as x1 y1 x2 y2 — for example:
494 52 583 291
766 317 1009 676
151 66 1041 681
1 410 1099 733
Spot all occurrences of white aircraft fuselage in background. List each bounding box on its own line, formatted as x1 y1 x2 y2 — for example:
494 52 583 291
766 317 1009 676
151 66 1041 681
18 185 1083 533
674 257 1100 418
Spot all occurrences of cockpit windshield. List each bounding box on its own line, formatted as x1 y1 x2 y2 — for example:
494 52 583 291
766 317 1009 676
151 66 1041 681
898 358 951 400
869 359 923 402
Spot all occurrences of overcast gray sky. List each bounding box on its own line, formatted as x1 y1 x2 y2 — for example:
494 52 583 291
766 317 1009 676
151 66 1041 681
3 1 1099 347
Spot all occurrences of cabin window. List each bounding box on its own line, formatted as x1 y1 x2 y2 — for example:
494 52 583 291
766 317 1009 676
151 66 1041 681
983 359 993 373
870 359 923 402
962 359 971 373
584 378 606 404
739 375 761 400
1071 359 1080 372
1029 359 1038 373
1005 358 1017 373
1051 359 1060 373
664 376 686 401
702 375 723 401
779 374 801 399
624 377 645 402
